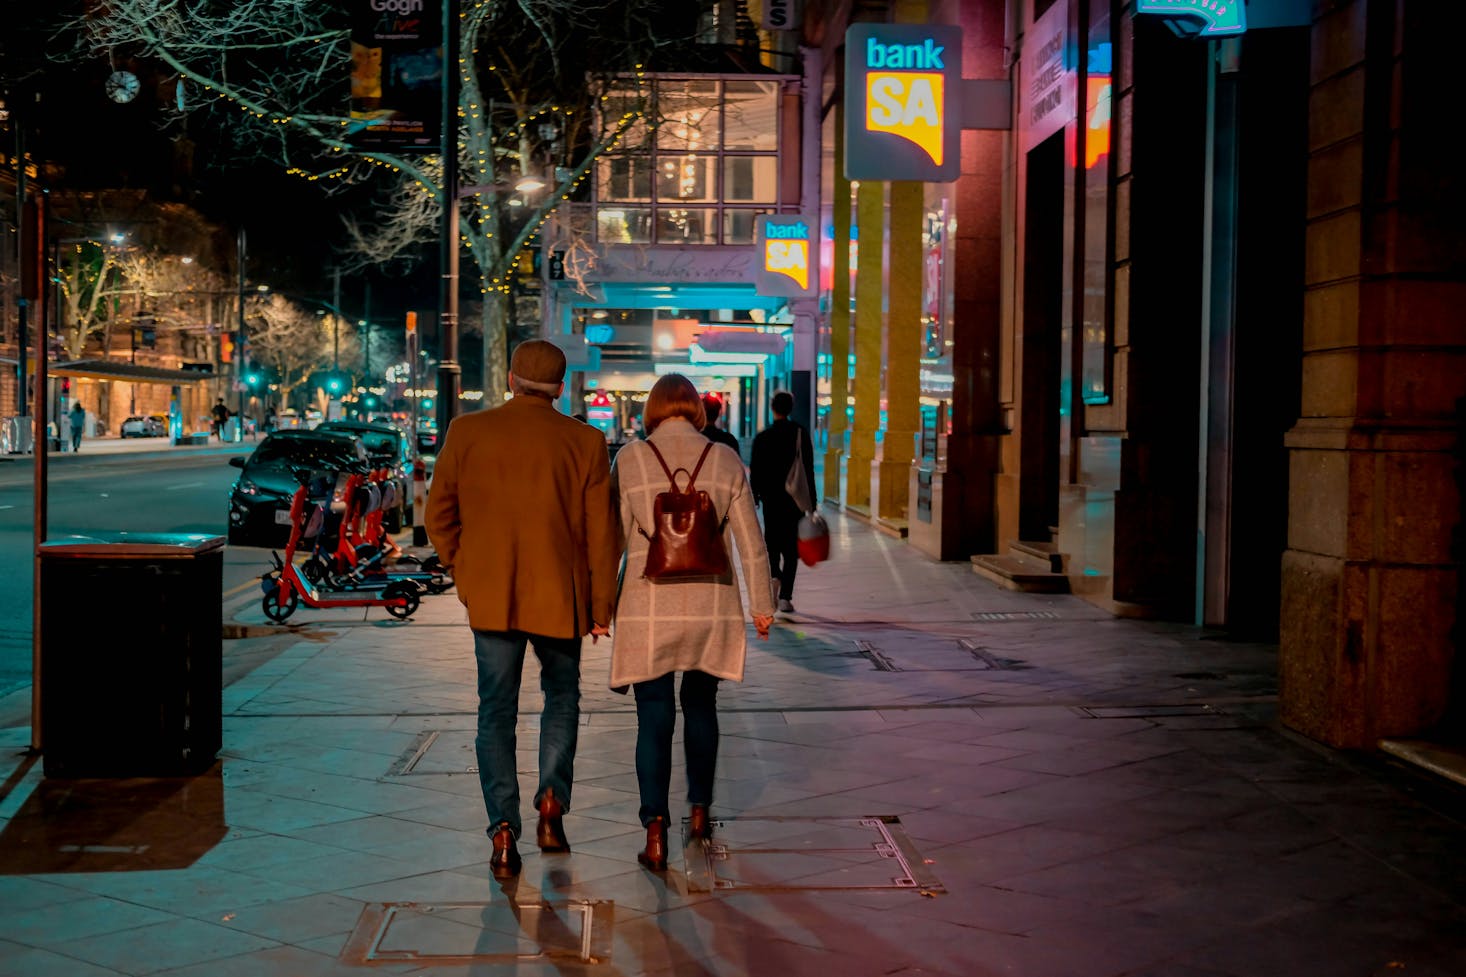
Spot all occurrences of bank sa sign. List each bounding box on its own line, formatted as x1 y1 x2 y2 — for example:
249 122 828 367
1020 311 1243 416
754 215 816 297
845 23 962 183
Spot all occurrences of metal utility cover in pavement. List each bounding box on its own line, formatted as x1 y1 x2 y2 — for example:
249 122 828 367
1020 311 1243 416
855 638 1026 672
341 900 614 965
683 816 943 894
1075 704 1224 719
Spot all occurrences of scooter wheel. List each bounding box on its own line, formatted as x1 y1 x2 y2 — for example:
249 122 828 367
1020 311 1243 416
425 576 453 595
262 582 298 623
384 580 421 620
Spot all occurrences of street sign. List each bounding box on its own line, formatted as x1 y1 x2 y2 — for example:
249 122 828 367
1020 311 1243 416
754 215 817 297
844 23 963 183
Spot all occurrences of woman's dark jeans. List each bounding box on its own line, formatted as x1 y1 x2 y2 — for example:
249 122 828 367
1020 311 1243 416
632 670 720 827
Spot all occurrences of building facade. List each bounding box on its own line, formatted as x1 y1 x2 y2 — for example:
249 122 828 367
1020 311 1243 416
810 0 1462 751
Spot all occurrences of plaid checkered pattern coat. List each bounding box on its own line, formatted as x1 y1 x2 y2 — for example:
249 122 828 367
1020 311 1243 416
609 417 775 688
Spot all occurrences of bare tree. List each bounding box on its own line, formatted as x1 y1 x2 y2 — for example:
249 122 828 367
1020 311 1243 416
72 0 706 406
244 294 333 407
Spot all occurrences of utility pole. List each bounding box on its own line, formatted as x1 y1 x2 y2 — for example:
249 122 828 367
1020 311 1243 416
332 265 342 371
236 227 247 439
437 0 462 438
14 114 29 421
363 280 372 393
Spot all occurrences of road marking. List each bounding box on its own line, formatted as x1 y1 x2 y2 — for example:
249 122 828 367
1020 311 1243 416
0 505 13 510
223 578 262 599
165 481 205 491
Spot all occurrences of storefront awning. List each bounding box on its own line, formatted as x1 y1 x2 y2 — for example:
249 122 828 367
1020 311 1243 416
49 360 214 384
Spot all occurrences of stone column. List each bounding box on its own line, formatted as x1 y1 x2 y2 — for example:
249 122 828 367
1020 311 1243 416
1280 2 1466 748
825 99 852 505
848 179 885 512
875 182 924 521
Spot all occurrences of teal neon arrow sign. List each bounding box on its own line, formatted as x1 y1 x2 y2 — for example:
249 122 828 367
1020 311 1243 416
1136 0 1246 37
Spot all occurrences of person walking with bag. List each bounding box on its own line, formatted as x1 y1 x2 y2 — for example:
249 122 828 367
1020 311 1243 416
425 340 620 880
750 390 816 613
610 374 776 871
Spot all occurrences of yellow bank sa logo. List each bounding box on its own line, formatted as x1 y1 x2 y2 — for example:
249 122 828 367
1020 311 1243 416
764 222 810 291
864 37 947 167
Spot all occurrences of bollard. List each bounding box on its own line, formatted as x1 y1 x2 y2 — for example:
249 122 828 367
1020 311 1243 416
412 457 429 547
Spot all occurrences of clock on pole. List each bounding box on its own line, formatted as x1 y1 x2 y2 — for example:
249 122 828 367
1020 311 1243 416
105 70 140 104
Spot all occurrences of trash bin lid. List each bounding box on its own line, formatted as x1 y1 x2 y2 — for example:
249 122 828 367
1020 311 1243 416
39 533 227 558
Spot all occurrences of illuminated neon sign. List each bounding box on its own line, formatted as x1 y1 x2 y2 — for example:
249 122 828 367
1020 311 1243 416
1135 0 1246 37
754 215 815 297
845 24 962 183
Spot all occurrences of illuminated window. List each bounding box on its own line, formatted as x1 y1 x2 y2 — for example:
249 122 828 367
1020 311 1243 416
595 76 787 245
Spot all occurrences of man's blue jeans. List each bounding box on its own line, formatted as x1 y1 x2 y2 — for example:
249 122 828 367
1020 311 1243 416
472 629 582 839
632 670 720 827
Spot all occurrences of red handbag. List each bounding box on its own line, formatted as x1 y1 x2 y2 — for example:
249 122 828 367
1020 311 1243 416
640 441 730 579
797 511 830 566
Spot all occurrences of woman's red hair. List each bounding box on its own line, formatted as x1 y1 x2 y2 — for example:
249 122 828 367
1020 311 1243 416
643 374 707 434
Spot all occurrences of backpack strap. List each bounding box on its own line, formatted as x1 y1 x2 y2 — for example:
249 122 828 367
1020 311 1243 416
686 442 714 490
645 440 714 492
644 440 677 484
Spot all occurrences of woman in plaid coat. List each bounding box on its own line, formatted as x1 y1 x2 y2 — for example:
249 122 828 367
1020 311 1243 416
609 374 776 870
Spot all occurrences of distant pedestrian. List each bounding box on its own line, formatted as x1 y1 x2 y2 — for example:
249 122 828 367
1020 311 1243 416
701 395 740 458
424 340 620 880
211 398 230 441
69 402 85 452
263 406 277 434
609 374 775 871
750 390 816 613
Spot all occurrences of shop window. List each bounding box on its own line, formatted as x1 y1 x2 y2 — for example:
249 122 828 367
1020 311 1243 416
723 156 778 203
722 209 771 244
655 208 718 244
656 155 717 203
598 208 653 244
722 80 780 151
594 75 786 245
599 156 653 202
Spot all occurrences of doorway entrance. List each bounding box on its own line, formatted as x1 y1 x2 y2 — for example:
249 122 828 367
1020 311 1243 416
1019 132 1065 542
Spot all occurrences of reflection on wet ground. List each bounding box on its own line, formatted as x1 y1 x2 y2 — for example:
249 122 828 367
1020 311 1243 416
0 763 225 874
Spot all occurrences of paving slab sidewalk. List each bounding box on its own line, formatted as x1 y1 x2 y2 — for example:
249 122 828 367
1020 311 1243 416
0 510 1463 976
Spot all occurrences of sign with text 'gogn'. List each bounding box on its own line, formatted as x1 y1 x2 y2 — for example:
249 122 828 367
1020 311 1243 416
844 23 963 183
754 215 817 297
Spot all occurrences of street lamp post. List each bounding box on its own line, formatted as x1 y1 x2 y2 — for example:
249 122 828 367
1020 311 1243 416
437 0 462 440
236 227 247 440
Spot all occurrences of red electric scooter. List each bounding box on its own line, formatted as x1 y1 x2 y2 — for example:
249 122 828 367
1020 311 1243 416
300 469 451 594
260 469 420 623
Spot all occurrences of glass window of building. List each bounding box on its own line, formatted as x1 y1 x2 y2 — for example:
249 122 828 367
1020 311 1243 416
594 76 787 245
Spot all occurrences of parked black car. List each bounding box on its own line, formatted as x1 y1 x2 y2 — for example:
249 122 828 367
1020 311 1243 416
226 430 368 546
313 419 413 532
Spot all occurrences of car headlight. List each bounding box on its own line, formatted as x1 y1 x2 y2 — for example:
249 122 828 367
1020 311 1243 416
236 478 260 496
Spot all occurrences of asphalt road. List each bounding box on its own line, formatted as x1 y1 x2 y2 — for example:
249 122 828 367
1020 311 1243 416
0 450 276 700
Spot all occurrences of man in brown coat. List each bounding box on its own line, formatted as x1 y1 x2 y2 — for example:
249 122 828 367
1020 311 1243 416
426 340 619 879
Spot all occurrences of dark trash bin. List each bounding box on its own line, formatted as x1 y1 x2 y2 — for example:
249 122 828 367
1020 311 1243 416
39 533 225 777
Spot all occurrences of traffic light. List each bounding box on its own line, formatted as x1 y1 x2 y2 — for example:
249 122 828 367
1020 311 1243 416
326 376 343 394
421 398 433 411
220 336 234 363
244 372 261 387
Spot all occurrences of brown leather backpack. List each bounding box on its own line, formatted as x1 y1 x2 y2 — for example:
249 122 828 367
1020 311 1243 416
640 441 730 579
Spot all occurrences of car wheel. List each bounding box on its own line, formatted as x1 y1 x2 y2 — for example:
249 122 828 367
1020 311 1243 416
227 526 252 546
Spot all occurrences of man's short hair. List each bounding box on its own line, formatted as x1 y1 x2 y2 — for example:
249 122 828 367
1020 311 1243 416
509 374 562 398
509 340 567 384
771 391 794 417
